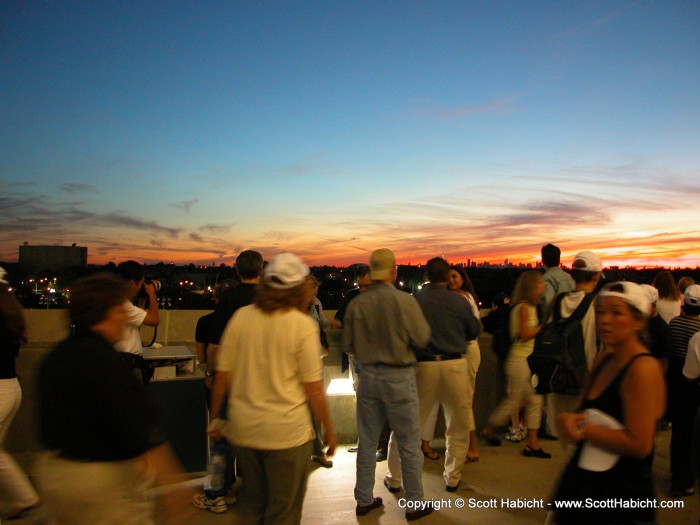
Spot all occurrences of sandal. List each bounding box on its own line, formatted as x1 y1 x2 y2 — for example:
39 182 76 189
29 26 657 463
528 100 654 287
522 444 551 459
465 455 479 463
422 449 440 460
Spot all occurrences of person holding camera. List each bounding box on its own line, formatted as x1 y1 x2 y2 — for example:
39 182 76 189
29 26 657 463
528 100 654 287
115 260 160 383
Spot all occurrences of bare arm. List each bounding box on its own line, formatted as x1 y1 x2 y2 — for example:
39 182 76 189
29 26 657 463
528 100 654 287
560 357 665 458
516 303 540 342
208 370 230 438
304 380 336 456
195 342 206 365
207 343 220 373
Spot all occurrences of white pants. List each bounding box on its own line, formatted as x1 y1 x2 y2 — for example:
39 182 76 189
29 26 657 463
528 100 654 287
488 354 543 430
0 378 39 516
421 341 482 441
388 358 471 488
35 451 156 525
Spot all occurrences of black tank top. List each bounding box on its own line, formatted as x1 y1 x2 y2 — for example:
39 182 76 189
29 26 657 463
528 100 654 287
580 352 656 471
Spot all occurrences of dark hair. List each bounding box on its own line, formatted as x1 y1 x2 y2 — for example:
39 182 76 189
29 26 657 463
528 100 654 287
70 273 129 331
115 260 145 283
571 259 598 284
492 292 510 309
214 279 238 300
541 244 561 268
426 257 450 283
0 284 27 344
682 303 700 317
450 266 479 304
678 277 695 295
653 271 680 301
255 280 307 313
354 264 370 280
235 250 264 280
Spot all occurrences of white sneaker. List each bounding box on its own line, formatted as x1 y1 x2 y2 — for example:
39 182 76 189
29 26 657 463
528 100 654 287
505 426 525 442
192 493 228 513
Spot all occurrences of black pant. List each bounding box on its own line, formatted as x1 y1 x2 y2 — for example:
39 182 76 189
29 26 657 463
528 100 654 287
668 360 700 490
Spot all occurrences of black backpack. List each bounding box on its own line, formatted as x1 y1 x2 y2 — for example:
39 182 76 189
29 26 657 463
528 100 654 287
527 292 595 395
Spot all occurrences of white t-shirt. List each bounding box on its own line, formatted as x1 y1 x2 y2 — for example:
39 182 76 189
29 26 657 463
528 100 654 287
115 300 147 355
217 305 323 450
683 331 700 380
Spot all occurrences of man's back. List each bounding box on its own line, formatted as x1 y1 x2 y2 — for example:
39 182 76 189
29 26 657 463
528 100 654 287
343 282 430 365
414 284 480 357
208 282 257 345
542 266 575 310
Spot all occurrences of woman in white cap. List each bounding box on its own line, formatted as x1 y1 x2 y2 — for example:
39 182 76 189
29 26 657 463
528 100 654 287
209 253 336 525
550 282 665 525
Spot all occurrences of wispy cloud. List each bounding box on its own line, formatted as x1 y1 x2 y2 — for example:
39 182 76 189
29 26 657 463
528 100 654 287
170 199 198 214
60 183 99 194
419 95 521 120
549 4 634 41
280 152 328 177
199 223 232 234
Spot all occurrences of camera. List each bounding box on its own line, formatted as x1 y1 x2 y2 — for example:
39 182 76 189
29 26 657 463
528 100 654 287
144 279 161 293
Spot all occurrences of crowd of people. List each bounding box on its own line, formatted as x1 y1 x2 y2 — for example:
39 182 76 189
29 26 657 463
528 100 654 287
0 242 699 524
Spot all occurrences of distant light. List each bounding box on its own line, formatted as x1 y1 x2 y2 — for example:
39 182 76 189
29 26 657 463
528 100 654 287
417 285 422 290
399 281 404 286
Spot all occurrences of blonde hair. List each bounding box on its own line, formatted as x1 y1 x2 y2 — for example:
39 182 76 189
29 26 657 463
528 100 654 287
255 280 308 313
512 271 542 306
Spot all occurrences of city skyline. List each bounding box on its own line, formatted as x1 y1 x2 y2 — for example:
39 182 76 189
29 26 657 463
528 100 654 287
2 2 699 269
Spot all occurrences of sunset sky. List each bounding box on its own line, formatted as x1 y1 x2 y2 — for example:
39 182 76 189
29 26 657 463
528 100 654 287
2 2 699 268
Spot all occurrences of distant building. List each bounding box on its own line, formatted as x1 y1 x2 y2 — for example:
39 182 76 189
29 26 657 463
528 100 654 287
18 244 87 274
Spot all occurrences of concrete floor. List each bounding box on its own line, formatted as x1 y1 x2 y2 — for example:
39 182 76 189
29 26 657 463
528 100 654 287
13 429 696 525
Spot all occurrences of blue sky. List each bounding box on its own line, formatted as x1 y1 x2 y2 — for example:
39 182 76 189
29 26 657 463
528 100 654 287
2 1 699 267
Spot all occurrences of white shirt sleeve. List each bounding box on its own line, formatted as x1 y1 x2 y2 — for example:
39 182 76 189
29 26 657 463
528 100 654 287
124 300 147 327
683 332 700 380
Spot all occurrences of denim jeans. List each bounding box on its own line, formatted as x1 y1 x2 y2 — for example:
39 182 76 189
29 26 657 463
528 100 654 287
354 364 424 506
205 438 235 498
205 393 236 498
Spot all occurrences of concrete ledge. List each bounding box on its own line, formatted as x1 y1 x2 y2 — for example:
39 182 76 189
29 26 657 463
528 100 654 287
11 309 505 456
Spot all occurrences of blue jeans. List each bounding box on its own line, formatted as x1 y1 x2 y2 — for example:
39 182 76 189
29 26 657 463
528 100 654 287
205 438 235 498
354 364 424 506
206 393 235 498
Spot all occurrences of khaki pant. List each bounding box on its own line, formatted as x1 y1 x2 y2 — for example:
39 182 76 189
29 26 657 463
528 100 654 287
35 451 156 525
488 354 543 430
235 441 313 525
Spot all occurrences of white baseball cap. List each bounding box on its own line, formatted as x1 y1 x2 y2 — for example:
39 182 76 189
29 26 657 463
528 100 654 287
263 253 309 289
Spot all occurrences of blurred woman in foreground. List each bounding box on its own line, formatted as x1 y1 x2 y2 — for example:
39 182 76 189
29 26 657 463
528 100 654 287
36 273 191 524
550 282 665 525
